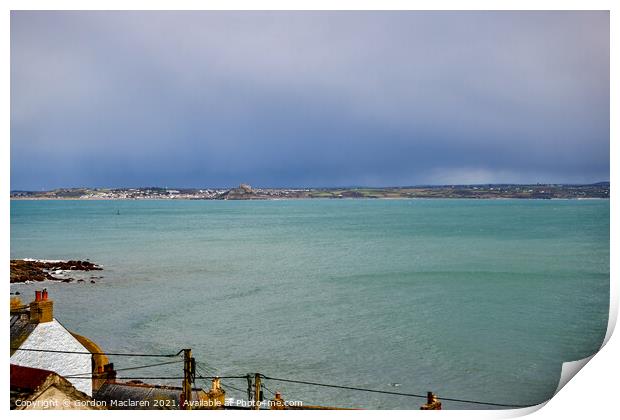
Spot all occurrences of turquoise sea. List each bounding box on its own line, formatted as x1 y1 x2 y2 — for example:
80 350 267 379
10 199 609 409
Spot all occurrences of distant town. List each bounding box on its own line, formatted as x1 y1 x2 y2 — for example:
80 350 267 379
10 182 610 200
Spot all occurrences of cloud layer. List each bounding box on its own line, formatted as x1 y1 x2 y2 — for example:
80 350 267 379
11 11 609 189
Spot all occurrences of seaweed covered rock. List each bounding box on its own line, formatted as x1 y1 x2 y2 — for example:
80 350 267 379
10 259 102 283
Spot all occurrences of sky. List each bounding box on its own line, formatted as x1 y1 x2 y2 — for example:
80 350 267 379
10 11 609 190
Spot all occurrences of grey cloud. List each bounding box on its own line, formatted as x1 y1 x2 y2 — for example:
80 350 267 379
10 11 609 189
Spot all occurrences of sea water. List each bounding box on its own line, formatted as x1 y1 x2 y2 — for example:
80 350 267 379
10 199 609 409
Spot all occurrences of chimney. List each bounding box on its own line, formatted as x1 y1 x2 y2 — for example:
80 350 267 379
29 289 54 324
104 363 116 380
270 392 285 410
210 377 222 393
420 392 442 410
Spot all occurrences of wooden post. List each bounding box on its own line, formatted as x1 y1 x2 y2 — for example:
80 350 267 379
254 373 262 410
182 349 193 410
246 374 253 403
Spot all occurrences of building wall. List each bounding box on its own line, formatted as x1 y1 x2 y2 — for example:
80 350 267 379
10 319 92 396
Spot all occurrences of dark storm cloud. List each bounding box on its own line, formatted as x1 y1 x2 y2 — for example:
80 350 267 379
10 11 609 189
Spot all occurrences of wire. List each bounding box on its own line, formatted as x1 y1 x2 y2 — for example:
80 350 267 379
196 364 251 398
194 366 210 385
64 359 183 378
262 375 426 397
193 364 247 398
203 365 220 375
262 383 276 397
195 365 247 390
194 361 248 380
76 376 251 379
260 375 532 408
194 364 215 387
11 347 181 358
195 361 218 376
13 347 534 408
62 376 186 380
432 395 533 408
115 359 183 372
61 375 249 380
223 382 249 395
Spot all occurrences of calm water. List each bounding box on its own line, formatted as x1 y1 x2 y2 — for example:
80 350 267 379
10 199 609 409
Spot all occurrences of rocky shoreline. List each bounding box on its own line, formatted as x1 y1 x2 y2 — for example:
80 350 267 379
10 259 102 283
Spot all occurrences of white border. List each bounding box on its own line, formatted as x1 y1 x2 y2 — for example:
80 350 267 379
3 1 616 419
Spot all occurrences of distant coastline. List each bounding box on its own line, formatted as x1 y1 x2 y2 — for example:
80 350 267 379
10 182 610 200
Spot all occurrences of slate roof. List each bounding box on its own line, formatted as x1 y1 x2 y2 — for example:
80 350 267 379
10 314 36 356
94 382 206 410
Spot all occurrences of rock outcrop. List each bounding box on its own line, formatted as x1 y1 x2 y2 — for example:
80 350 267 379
10 260 102 283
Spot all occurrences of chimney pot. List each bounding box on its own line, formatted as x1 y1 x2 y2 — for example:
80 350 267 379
29 291 53 323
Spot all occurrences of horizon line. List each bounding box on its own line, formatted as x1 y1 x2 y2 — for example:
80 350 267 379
10 181 611 192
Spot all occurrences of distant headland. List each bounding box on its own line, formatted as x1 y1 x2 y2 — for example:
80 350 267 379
10 182 610 200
